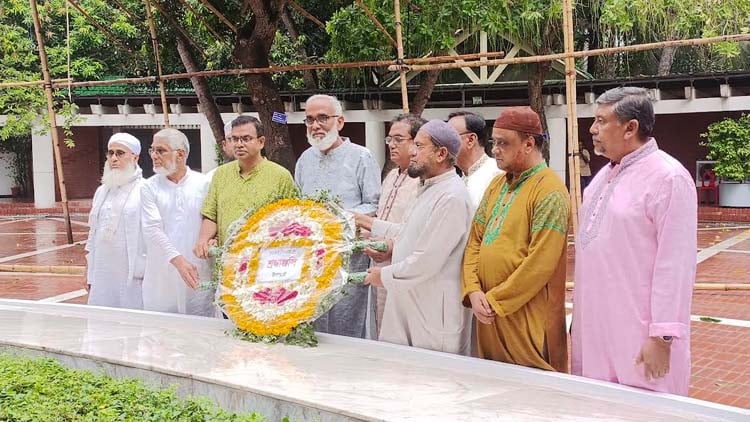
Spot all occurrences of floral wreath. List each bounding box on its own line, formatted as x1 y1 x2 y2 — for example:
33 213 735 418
207 193 382 347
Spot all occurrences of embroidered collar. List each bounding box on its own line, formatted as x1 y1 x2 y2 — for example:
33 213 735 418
610 138 658 169
507 161 546 188
466 154 490 177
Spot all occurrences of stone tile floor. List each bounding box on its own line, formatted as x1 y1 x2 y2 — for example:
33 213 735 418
0 216 748 409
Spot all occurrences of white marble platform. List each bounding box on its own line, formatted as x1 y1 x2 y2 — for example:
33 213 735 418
0 299 747 422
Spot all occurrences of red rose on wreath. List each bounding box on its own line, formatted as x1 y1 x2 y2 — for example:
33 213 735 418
253 287 299 305
269 222 312 238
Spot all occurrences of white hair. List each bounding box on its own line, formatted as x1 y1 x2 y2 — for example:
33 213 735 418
307 94 343 115
224 122 232 138
153 128 190 155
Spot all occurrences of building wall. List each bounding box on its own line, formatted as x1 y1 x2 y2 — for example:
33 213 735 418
0 152 13 196
54 127 104 201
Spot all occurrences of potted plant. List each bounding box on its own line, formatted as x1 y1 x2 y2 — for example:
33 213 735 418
0 137 32 198
700 114 750 207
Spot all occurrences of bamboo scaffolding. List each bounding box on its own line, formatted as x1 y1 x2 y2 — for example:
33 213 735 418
565 282 750 291
175 0 223 42
288 0 325 29
562 0 582 232
389 33 750 72
150 0 207 59
144 0 170 127
0 78 70 89
28 0 74 244
355 0 397 48
196 0 236 33
393 0 409 113
66 0 136 55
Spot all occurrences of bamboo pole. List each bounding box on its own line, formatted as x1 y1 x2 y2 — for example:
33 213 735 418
355 0 397 48
66 0 136 55
288 0 324 29
28 0 74 245
562 0 582 233
175 0 223 42
143 0 170 127
565 282 750 291
393 0 409 113
389 33 750 72
196 0 236 33
150 0 207 60
32 32 748 90
0 78 70 89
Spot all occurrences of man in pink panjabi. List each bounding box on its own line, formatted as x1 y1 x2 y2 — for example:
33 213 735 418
572 87 697 395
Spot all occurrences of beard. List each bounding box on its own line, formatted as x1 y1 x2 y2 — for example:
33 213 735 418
153 160 177 176
307 127 339 151
102 162 137 188
407 161 426 179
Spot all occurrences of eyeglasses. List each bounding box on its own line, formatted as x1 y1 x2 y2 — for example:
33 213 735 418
458 131 474 137
107 150 130 158
304 114 339 126
229 135 259 144
490 139 511 150
385 136 412 146
148 147 173 157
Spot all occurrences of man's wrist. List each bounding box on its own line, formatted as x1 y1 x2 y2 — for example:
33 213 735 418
656 336 673 344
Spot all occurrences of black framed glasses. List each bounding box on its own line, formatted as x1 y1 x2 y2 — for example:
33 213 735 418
304 114 339 126
229 135 259 144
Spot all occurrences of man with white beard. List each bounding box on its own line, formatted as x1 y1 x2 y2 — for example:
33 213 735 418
85 132 146 309
141 128 215 316
294 94 381 339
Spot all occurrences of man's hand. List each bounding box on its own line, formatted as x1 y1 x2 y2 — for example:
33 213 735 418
353 213 375 231
193 238 217 259
171 255 199 289
635 337 672 381
468 291 495 324
364 238 393 263
365 266 383 288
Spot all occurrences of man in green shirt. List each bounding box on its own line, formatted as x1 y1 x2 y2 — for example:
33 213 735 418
194 115 297 257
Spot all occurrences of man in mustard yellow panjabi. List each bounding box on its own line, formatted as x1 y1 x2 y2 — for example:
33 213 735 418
462 107 568 372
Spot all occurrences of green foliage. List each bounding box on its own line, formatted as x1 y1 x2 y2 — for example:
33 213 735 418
0 354 266 421
700 114 750 182
230 322 318 348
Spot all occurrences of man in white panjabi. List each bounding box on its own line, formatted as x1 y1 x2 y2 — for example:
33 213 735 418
359 120 473 355
448 111 502 210
141 128 215 316
86 133 146 309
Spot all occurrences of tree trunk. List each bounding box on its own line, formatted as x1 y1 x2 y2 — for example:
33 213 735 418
234 1 296 174
175 33 226 148
528 61 553 163
409 69 440 116
281 7 318 90
657 46 677 76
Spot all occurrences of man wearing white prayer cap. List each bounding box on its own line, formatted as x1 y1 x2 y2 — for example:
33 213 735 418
85 132 146 309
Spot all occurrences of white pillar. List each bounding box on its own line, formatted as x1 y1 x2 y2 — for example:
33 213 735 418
32 124 55 208
364 121 386 169
546 117 567 183
200 120 218 173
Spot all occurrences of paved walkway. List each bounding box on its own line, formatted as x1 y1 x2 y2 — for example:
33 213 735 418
0 216 748 409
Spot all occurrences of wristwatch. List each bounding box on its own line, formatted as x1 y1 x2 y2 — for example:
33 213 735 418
660 336 673 343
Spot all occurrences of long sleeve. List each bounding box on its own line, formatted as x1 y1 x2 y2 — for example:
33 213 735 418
647 173 697 339
371 219 402 240
381 194 468 291
486 190 569 317
140 182 180 263
349 153 381 215
461 191 492 305
200 174 219 222
279 172 299 199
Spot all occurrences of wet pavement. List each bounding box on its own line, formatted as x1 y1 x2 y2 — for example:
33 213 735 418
0 216 748 409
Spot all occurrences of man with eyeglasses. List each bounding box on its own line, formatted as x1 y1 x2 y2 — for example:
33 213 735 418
462 107 568 372
141 128 216 317
85 132 146 309
360 113 425 335
448 111 503 210
357 120 473 355
195 115 296 259
295 94 381 339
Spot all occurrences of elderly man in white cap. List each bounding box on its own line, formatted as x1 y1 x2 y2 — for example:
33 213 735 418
356 119 473 355
85 132 146 309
